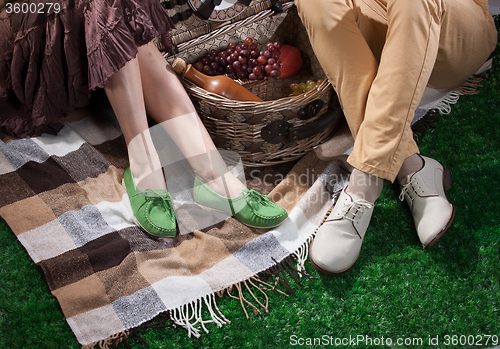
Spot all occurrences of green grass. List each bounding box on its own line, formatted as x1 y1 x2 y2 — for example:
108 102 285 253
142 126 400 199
2 43 500 349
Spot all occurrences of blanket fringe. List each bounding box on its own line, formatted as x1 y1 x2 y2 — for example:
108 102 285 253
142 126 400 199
411 74 486 141
81 330 130 349
293 235 314 276
165 251 312 335
452 75 484 96
212 250 312 322
81 312 178 349
433 75 484 115
170 294 229 338
80 240 315 348
80 247 314 348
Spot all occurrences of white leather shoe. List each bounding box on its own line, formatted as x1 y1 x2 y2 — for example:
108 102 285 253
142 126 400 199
309 187 374 274
399 155 455 248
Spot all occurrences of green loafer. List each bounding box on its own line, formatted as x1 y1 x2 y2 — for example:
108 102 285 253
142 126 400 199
123 167 177 237
193 176 288 229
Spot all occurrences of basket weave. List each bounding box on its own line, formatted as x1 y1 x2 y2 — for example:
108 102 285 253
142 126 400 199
162 1 343 166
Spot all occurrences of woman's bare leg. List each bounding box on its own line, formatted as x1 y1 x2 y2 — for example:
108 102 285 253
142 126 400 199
103 57 166 192
136 42 246 198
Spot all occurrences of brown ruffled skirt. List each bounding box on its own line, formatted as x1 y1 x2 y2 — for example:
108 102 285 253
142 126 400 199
0 0 174 138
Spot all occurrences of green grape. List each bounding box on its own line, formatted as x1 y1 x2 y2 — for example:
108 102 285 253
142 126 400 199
305 80 317 92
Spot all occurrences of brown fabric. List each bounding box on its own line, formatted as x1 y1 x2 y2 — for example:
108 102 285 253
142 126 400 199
0 0 174 138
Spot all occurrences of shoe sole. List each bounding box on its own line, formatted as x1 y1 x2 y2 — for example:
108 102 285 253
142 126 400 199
423 166 455 249
424 205 454 249
243 220 288 229
308 240 359 275
195 203 288 229
138 221 177 238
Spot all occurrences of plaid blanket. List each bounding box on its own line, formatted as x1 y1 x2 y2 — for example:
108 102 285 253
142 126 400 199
0 70 481 346
0 103 353 347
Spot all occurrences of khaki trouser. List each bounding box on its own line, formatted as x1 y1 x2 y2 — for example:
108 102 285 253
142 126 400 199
296 0 497 182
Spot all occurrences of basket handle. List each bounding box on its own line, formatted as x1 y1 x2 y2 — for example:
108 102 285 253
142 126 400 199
191 0 254 20
261 107 343 144
193 0 221 19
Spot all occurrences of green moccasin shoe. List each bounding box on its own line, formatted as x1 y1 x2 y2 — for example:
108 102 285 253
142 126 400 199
123 167 177 237
193 176 288 229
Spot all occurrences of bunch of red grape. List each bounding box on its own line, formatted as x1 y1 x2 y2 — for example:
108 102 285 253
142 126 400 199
193 37 282 80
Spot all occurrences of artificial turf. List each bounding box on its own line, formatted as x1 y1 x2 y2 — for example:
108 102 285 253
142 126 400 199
1 29 500 349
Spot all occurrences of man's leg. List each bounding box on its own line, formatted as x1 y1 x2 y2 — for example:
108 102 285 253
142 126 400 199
396 0 496 248
296 0 390 274
297 0 496 273
296 0 385 200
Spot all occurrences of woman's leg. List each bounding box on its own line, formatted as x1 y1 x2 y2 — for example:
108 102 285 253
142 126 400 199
135 42 246 198
127 42 288 230
103 57 166 192
104 56 179 237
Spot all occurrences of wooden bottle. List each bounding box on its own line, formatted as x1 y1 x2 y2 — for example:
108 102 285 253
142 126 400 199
172 58 263 102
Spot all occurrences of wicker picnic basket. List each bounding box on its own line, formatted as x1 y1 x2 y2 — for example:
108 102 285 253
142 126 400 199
158 0 343 166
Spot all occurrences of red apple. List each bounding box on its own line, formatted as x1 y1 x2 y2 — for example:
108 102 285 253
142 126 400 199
278 45 303 79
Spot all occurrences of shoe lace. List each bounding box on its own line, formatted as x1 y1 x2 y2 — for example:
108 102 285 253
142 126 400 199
135 189 175 216
339 200 374 223
243 189 273 210
399 177 418 202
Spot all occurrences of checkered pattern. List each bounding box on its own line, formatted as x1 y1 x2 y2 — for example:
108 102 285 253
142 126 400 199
0 106 343 346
